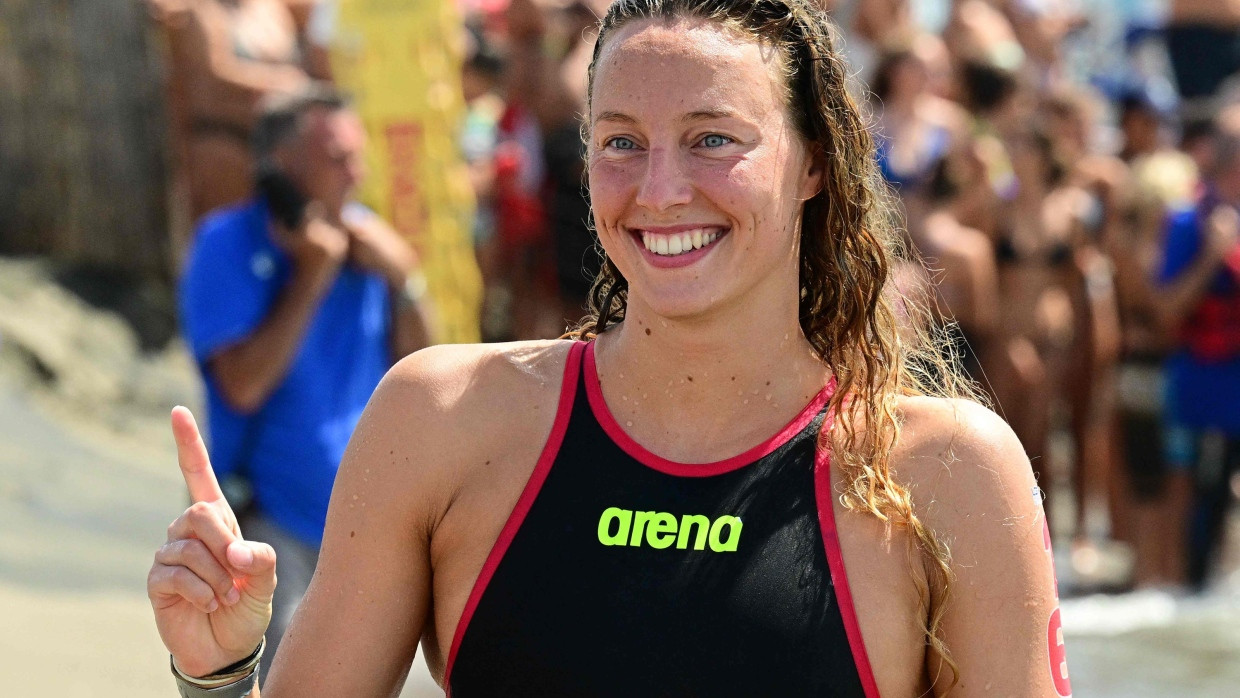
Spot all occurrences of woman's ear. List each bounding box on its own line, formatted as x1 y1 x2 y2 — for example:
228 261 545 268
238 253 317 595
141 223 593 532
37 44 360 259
798 146 826 202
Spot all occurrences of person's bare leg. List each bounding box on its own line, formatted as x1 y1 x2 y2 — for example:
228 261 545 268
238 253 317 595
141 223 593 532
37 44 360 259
1161 470 1194 586
1131 497 1166 586
992 337 1054 523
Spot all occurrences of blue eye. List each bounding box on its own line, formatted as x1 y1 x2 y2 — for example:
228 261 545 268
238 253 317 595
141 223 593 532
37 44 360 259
701 134 732 148
607 137 637 150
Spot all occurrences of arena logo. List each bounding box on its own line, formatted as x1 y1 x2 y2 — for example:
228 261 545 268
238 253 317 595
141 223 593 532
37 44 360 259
597 507 743 552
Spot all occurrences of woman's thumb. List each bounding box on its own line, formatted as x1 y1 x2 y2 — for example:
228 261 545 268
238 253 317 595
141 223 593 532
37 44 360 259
227 541 277 597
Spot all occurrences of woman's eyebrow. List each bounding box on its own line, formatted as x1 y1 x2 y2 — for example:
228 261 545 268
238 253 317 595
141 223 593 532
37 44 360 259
683 109 738 122
595 110 639 125
594 109 743 126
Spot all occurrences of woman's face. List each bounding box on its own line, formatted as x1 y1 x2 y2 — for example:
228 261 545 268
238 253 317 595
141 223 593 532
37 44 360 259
587 18 821 322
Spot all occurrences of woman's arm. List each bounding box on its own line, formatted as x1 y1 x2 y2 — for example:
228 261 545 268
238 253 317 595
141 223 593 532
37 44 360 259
259 349 469 695
151 348 470 695
152 341 567 696
903 399 1070 697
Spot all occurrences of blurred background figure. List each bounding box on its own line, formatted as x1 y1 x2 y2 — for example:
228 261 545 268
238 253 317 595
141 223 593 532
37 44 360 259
472 0 606 340
147 0 312 223
177 85 432 679
1155 115 1240 591
1111 84 1198 589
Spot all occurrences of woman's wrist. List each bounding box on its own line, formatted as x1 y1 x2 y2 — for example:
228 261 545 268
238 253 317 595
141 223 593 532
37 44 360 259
171 638 265 694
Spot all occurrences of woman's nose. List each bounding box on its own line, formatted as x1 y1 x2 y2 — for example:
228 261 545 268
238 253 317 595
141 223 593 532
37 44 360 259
635 147 693 212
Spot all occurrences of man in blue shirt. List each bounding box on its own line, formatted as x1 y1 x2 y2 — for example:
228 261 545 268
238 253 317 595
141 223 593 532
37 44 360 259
1158 124 1240 589
178 85 432 668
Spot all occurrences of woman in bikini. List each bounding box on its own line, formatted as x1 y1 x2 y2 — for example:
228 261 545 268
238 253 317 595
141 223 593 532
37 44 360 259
154 0 310 221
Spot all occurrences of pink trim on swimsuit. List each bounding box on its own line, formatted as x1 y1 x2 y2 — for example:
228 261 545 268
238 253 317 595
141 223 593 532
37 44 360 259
583 341 833 477
814 419 883 698
442 341 584 693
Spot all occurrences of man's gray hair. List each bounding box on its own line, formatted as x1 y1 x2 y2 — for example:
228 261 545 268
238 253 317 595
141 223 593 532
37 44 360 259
252 83 351 158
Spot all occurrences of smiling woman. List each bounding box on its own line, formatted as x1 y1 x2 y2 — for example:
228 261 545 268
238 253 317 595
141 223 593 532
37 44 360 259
148 2 1069 697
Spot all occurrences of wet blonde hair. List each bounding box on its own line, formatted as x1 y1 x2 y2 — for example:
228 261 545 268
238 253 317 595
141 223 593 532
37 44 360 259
570 0 981 689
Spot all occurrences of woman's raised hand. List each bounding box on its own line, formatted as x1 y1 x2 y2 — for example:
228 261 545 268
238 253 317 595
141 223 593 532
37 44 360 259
147 407 278 677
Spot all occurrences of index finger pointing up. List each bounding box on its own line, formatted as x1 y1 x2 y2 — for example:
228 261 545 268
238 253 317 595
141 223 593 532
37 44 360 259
171 406 225 504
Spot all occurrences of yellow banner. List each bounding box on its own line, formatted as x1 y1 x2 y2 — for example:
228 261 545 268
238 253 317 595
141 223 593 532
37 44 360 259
329 0 482 343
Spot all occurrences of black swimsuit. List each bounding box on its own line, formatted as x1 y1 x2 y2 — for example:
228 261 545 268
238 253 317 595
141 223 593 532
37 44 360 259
445 342 879 697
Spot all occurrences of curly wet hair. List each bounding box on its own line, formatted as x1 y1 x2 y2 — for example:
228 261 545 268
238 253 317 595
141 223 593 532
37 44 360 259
568 0 982 688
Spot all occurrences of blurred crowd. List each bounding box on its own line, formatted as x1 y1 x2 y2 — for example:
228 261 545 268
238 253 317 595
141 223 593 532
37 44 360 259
143 0 1240 597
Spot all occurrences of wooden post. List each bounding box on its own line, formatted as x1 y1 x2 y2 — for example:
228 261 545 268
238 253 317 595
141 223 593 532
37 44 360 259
0 0 173 280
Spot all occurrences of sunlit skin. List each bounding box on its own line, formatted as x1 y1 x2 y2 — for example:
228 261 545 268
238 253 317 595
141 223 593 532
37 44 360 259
149 14 1065 698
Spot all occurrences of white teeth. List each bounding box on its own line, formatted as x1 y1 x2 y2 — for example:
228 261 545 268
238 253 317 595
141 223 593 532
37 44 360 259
640 228 724 256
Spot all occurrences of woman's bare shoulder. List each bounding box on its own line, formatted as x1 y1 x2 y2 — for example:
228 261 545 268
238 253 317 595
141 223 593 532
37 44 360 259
384 338 575 432
891 396 1040 541
354 340 578 487
384 339 574 407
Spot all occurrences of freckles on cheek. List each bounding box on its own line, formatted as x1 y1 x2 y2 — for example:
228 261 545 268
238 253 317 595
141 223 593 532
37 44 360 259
588 160 632 208
587 169 622 235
